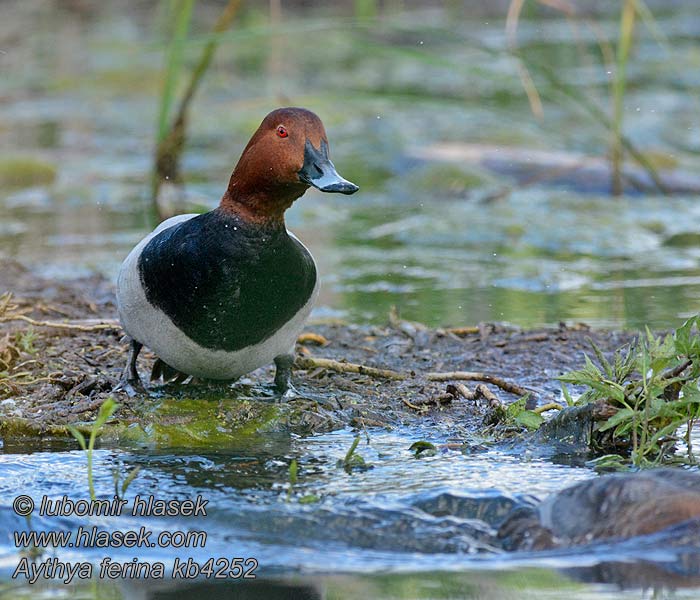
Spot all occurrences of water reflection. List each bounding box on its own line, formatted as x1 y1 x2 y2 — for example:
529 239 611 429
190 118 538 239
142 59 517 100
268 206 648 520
2 2 699 330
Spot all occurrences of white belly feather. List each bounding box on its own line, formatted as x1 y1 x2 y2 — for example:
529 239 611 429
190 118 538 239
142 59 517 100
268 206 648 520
116 214 318 380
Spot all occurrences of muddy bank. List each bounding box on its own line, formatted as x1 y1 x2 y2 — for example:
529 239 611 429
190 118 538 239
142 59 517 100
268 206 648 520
0 259 636 446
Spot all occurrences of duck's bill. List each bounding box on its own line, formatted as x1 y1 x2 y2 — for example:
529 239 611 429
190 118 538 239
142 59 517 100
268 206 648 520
298 139 359 195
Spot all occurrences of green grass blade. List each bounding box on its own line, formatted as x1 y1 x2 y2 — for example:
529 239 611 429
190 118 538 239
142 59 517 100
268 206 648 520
157 0 195 143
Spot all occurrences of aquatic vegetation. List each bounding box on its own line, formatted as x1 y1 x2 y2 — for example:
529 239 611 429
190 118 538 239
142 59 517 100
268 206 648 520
287 458 298 502
153 0 242 220
337 435 372 473
112 462 141 502
610 0 636 195
68 398 122 501
501 396 543 431
0 156 56 188
506 0 669 195
409 440 437 457
559 316 700 467
287 459 320 504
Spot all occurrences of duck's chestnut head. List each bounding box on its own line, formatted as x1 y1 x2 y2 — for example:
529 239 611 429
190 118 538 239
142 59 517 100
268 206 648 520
223 107 358 222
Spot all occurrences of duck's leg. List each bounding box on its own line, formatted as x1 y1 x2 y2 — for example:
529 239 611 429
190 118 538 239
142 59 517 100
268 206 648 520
115 339 145 395
273 353 296 397
273 353 338 408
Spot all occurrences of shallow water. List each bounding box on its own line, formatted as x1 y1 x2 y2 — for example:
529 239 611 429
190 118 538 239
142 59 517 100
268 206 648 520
2 1 700 597
1 429 699 599
2 1 700 330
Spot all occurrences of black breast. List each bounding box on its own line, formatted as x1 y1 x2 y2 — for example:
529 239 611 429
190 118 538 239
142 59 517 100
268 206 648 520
137 209 317 351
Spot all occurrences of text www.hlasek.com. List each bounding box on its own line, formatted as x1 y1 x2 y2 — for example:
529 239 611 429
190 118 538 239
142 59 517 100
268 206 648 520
12 494 258 583
15 526 206 549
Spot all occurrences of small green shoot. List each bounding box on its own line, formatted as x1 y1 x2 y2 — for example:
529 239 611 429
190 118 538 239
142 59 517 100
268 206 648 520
337 435 372 474
14 327 38 355
113 464 141 501
67 398 120 501
409 441 437 458
286 458 320 504
287 458 298 502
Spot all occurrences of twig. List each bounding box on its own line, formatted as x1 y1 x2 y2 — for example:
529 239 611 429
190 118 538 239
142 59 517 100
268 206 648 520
446 383 476 400
427 371 531 397
445 326 480 336
295 357 405 380
402 398 427 411
0 316 119 332
623 358 692 398
663 359 692 381
449 381 504 410
533 402 563 414
297 332 329 346
473 384 503 411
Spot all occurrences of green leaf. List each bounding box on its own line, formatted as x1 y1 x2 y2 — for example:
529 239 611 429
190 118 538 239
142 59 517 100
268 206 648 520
67 425 86 450
649 421 682 446
344 436 361 464
561 383 575 407
121 467 141 497
409 441 436 457
514 410 544 430
588 338 614 379
598 408 635 432
586 454 628 471
674 315 699 355
94 398 119 429
506 397 527 419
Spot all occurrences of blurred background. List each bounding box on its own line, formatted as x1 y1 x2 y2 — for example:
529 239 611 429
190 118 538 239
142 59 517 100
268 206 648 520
1 0 699 329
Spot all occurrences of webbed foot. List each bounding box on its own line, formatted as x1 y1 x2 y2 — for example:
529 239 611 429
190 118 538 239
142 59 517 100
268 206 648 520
151 358 190 384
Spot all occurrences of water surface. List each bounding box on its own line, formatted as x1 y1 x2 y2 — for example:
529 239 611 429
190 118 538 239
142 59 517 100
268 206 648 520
1 2 700 597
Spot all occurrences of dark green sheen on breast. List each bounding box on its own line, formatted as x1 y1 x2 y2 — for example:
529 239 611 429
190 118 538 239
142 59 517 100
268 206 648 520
137 209 317 352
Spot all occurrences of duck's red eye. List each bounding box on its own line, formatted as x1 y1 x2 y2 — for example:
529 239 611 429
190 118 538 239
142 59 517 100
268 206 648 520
276 125 288 138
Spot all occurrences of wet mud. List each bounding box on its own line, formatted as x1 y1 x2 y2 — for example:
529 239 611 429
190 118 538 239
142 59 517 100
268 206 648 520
0 259 636 443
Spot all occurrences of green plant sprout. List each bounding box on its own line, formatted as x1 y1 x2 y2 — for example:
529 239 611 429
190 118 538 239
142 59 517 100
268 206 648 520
559 316 700 467
68 398 124 501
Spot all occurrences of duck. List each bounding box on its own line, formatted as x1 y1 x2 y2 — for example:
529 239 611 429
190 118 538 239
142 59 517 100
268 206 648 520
498 468 700 551
116 107 358 396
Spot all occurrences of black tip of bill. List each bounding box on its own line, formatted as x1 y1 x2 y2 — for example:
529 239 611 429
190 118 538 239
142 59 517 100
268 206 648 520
299 139 359 195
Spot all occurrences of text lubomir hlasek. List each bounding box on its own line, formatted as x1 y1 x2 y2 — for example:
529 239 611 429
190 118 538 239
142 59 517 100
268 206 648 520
38 494 208 517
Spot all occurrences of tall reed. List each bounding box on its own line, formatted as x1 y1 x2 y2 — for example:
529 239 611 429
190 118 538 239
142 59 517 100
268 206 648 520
506 0 667 196
610 0 636 195
152 0 242 222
